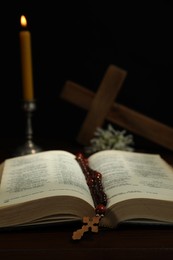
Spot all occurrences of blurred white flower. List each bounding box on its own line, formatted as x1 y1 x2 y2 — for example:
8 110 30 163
85 124 135 155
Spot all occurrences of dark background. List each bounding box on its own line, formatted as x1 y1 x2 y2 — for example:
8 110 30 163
0 1 173 154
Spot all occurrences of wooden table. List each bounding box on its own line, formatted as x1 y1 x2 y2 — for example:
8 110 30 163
0 223 173 259
0 138 173 259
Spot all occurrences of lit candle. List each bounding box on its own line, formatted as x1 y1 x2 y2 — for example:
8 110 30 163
19 15 34 101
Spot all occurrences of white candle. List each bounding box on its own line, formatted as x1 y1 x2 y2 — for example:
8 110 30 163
19 15 34 101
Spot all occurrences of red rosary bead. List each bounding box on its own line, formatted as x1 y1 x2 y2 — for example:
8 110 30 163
87 176 94 187
92 170 102 180
76 152 83 159
95 204 106 216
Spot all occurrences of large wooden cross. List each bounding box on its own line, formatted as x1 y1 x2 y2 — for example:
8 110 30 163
60 64 173 151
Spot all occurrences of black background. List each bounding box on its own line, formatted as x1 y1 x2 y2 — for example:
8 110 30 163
0 1 173 152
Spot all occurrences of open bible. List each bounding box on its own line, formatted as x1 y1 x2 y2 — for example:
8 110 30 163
0 149 173 229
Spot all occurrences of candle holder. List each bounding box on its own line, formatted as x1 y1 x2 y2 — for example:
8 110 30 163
14 100 42 156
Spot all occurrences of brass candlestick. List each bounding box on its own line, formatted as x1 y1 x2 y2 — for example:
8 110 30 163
14 100 42 156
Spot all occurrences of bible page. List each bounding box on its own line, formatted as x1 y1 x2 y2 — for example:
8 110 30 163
88 150 173 207
0 150 94 207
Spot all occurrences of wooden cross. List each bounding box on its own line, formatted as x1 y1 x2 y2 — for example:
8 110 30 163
60 64 173 151
72 216 100 240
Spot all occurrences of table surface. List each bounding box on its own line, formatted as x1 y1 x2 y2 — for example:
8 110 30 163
0 223 173 259
0 138 173 259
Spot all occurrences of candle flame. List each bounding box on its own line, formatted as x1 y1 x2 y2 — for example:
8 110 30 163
20 15 27 28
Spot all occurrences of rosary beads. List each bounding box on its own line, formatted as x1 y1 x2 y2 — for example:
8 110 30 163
75 152 107 216
72 153 108 240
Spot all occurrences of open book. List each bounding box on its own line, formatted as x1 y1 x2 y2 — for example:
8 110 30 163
0 149 173 229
